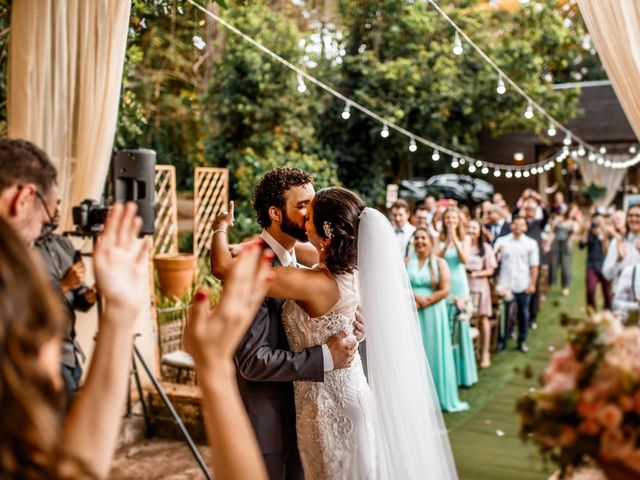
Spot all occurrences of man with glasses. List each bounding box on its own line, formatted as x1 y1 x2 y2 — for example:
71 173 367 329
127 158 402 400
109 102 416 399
0 138 59 245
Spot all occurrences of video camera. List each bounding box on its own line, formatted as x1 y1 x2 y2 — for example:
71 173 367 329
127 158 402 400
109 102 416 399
72 199 111 236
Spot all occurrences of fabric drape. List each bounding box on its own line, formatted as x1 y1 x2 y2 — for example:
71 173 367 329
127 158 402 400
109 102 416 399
579 154 628 208
8 0 131 227
577 0 640 141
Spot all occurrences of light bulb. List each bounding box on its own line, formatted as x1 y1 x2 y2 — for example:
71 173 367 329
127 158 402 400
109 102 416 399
599 146 607 154
476 160 483 167
481 166 489 175
571 150 578 158
494 169 501 177
523 170 530 178
459 158 466 165
524 102 534 120
451 159 460 168
496 75 506 95
469 164 477 173
341 103 351 120
409 138 417 152
547 123 557 137
597 156 604 165
630 145 637 154
381 124 390 138
453 31 463 56
432 150 440 161
588 152 596 161
577 145 586 156
604 160 612 168
563 134 572 146
515 170 522 178
505 171 513 178
296 73 307 93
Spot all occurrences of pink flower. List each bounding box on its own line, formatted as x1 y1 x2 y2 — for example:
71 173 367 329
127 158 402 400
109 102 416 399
578 419 600 436
597 403 624 430
544 346 580 384
578 399 604 419
558 426 577 447
542 373 576 395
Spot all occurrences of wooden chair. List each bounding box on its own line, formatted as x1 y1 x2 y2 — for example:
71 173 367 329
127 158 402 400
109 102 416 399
156 305 195 383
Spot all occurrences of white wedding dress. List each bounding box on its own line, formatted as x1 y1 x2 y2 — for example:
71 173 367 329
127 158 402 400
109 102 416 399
282 270 376 480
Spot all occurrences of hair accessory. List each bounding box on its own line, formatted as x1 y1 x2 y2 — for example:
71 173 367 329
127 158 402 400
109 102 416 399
323 221 334 239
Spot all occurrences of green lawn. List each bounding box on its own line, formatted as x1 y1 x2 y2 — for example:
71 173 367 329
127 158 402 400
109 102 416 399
446 249 591 480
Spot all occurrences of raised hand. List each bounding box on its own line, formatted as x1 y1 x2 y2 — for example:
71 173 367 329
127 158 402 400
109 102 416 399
93 202 151 319
214 200 235 231
185 240 274 368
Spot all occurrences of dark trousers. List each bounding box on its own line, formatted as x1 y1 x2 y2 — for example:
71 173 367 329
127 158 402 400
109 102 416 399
586 267 612 310
263 447 304 480
502 292 531 346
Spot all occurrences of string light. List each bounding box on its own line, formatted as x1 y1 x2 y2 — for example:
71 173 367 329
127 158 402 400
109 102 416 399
588 152 596 161
451 158 460 168
409 138 417 152
524 102 534 120
494 169 501 177
381 124 390 138
630 146 637 154
452 31 463 56
341 103 351 120
563 134 572 146
296 73 307 93
481 166 489 175
523 170 530 178
432 150 440 161
459 158 466 165
505 171 513 178
599 146 607 154
577 145 586 157
547 123 557 137
496 75 506 95
469 164 477 173
515 171 522 178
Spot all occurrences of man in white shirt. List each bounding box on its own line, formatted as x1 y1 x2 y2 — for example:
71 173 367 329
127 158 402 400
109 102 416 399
494 216 539 353
612 263 640 322
424 195 437 225
390 199 416 256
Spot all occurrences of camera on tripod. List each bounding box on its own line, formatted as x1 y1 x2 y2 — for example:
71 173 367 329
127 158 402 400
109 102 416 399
72 199 111 236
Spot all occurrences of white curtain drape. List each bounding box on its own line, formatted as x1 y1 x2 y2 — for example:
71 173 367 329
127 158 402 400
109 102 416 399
578 0 640 141
8 0 131 227
580 155 628 207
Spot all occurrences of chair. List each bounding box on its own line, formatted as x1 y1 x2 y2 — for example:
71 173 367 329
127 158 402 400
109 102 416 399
156 304 195 383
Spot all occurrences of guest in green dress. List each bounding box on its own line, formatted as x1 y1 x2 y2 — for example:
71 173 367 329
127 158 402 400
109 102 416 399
439 207 478 388
407 228 469 412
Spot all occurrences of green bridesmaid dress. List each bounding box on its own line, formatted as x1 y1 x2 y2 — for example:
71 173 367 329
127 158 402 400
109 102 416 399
408 255 469 412
442 244 479 388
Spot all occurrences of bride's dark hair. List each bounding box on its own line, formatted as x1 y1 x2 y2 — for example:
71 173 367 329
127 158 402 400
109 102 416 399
312 187 366 275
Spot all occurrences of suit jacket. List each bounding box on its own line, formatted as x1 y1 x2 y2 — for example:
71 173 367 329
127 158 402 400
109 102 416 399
490 221 511 246
234 258 324 456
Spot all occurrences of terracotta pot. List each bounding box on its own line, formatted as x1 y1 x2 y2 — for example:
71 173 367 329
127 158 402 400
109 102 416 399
154 254 197 299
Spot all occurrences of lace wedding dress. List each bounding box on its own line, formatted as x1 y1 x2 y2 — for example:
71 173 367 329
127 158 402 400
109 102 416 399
282 270 376 480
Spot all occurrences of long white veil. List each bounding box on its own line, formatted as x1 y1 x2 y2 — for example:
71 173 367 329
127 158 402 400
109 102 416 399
358 207 458 479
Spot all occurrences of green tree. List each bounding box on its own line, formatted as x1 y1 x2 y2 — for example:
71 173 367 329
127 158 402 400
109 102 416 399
205 3 339 239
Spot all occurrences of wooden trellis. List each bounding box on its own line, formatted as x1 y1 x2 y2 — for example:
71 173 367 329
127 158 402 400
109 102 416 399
194 167 229 275
154 165 179 256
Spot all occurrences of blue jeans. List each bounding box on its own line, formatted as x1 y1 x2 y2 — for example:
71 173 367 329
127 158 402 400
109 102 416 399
61 362 83 403
502 292 531 346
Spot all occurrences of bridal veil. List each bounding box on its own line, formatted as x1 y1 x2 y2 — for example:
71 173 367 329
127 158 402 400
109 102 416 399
358 207 458 479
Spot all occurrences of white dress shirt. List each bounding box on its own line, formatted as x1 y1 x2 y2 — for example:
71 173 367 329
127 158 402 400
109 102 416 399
495 233 540 294
602 234 640 283
613 264 640 317
260 230 334 371
394 222 416 256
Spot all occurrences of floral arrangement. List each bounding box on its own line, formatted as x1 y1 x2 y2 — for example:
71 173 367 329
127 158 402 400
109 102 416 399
454 297 474 321
517 312 640 478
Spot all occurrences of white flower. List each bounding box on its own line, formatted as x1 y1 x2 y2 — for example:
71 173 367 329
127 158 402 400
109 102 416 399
192 35 206 51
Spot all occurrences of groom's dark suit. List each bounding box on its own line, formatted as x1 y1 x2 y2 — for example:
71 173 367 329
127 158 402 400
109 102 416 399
234 256 325 480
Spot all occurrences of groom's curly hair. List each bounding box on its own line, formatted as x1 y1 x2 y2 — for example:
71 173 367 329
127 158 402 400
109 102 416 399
253 167 314 228
312 187 366 275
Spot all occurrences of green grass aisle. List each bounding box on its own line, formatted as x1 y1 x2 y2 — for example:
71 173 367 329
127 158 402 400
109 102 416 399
446 250 590 480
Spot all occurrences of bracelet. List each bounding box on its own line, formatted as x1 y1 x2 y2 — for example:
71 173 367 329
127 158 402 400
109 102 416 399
213 228 228 235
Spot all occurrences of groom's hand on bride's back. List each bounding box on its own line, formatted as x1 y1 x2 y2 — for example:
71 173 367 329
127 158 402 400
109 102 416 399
327 331 358 369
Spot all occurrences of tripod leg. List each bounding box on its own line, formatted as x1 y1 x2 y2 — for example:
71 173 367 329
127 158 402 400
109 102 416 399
132 354 154 437
134 345 211 480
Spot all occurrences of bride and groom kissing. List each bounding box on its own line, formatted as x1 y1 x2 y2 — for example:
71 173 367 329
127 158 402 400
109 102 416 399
210 167 457 480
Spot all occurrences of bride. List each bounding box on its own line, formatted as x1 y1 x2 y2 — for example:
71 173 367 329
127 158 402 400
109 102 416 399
212 187 457 479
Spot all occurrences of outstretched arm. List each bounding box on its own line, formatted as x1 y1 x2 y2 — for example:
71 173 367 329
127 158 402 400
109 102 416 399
210 202 236 279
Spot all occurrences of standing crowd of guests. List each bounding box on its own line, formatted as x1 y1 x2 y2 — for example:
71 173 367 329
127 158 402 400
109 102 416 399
389 189 603 413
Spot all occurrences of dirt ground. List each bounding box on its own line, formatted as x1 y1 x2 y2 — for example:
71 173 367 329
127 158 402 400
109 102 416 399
110 439 212 480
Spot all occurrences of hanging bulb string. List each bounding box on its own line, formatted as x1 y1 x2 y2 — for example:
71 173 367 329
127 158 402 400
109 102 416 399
187 0 634 173
426 0 602 154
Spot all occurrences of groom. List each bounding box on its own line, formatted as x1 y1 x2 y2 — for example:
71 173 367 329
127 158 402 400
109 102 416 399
211 167 360 480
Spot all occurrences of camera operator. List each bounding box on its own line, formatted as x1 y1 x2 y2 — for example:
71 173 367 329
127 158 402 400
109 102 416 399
36 227 97 401
580 211 612 311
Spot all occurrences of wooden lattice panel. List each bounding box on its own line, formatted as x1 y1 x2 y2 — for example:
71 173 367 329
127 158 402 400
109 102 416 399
154 165 179 256
194 167 229 273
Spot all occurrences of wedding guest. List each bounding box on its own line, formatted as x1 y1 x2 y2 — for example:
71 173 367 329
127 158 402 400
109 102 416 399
551 191 568 215
612 263 640 320
424 195 438 225
549 209 578 296
413 204 430 229
602 204 640 284
408 228 468 412
579 212 612 311
486 205 510 246
495 217 539 353
390 199 416 255
439 207 478 388
466 220 497 368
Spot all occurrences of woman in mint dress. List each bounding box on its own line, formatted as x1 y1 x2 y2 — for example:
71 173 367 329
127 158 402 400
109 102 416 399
407 228 469 412
439 207 478 388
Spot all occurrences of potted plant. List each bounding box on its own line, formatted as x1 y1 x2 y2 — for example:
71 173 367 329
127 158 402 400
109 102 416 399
154 253 197 300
